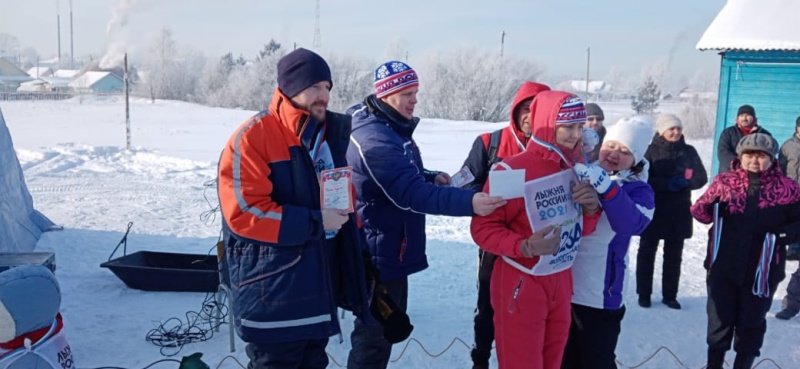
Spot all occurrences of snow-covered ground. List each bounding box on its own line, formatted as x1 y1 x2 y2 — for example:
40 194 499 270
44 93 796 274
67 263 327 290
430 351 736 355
2 97 798 368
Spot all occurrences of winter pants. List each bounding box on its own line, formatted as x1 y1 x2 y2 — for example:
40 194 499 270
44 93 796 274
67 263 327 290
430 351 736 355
347 277 408 369
706 274 777 357
491 260 572 369
561 304 625 369
245 339 328 369
636 237 684 300
472 249 499 368
784 263 800 312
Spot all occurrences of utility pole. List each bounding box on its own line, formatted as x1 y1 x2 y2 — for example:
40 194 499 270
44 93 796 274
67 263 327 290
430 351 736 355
313 0 322 49
585 47 591 101
124 53 131 151
405 50 409 62
69 0 74 68
500 30 506 58
56 0 62 65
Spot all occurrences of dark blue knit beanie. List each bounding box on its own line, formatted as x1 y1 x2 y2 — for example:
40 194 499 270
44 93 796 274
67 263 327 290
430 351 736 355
277 48 332 98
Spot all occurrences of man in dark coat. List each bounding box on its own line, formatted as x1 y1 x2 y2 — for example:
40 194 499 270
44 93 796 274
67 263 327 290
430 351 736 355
717 104 771 173
776 115 800 320
346 60 505 369
637 114 708 309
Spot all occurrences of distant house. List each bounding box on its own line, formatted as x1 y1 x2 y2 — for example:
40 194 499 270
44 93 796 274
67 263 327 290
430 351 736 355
69 71 124 93
0 55 33 91
17 79 55 92
697 0 800 174
565 80 613 99
27 67 54 78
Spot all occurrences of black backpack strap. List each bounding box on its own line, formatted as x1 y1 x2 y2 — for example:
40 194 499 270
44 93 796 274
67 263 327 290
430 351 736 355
487 129 503 167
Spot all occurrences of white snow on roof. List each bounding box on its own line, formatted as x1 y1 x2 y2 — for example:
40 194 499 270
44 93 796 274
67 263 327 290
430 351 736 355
27 67 52 77
697 0 800 51
52 69 80 78
570 80 610 94
69 71 114 88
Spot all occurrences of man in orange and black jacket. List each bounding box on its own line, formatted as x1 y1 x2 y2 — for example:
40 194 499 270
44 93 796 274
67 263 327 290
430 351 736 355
217 48 371 369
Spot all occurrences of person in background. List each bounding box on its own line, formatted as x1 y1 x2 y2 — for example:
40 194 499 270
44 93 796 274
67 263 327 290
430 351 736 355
345 60 505 369
717 104 771 173
563 116 656 369
471 91 602 369
691 133 800 369
217 48 371 369
457 80 551 369
584 103 607 162
775 115 800 320
637 114 708 309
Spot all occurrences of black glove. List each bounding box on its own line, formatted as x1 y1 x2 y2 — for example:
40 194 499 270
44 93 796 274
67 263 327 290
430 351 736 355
668 176 690 192
370 284 414 344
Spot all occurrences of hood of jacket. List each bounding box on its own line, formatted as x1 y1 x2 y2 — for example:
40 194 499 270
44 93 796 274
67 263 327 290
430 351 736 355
524 90 585 167
509 81 551 143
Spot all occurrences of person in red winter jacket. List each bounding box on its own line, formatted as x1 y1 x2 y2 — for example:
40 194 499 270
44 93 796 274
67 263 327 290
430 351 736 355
457 81 551 369
471 91 601 369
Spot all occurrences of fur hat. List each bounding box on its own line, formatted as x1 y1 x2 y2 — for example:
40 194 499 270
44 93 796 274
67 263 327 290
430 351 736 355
736 132 778 156
374 61 419 98
655 114 683 135
604 116 655 165
277 48 332 98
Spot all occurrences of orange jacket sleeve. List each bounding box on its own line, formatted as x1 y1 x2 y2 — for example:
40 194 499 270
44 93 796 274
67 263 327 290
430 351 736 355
218 118 322 245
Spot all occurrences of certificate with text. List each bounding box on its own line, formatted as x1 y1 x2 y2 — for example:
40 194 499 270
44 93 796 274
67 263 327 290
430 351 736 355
321 167 354 213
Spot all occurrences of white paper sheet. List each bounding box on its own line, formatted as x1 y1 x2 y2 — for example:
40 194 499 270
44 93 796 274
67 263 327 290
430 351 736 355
488 169 525 199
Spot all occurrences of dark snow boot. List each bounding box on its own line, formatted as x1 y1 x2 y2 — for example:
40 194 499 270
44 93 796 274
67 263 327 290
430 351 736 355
707 348 726 369
732 353 756 369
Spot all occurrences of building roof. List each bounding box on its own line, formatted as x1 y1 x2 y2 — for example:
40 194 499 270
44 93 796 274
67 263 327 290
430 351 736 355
27 67 53 78
697 0 800 51
52 69 80 79
69 71 120 89
569 80 610 94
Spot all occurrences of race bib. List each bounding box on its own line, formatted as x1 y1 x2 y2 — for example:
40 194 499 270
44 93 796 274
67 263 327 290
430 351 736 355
522 169 583 275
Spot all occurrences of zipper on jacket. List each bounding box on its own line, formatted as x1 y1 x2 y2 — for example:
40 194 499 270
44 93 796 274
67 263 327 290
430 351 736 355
508 277 524 313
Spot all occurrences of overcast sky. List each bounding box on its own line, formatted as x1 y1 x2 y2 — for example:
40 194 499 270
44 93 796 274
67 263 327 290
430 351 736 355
1 0 726 79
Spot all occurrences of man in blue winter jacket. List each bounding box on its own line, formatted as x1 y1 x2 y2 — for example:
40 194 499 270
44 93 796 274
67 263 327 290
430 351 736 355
345 60 505 369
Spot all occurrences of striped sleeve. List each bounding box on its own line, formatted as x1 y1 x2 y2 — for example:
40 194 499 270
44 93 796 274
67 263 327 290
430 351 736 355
218 116 322 245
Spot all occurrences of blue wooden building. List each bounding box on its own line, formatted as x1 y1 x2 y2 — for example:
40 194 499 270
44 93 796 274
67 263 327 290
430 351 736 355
697 0 800 174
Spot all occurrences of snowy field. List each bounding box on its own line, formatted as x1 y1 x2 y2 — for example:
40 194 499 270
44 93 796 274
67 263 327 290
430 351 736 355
2 97 798 368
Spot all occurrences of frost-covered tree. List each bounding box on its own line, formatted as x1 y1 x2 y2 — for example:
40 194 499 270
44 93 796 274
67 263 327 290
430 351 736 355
681 95 717 139
327 53 375 112
632 76 660 115
416 48 544 121
258 40 282 60
138 28 203 102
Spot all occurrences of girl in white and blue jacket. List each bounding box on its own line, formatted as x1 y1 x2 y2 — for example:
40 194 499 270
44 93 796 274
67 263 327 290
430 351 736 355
562 116 656 369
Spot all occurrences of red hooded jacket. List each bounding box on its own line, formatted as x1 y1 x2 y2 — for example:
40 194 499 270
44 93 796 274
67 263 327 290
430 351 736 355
459 82 551 191
470 91 600 269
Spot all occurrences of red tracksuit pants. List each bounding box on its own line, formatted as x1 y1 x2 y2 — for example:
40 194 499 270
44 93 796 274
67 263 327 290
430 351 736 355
491 259 572 369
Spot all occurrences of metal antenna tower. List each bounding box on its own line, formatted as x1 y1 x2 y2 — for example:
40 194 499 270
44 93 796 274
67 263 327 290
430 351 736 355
313 0 322 49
